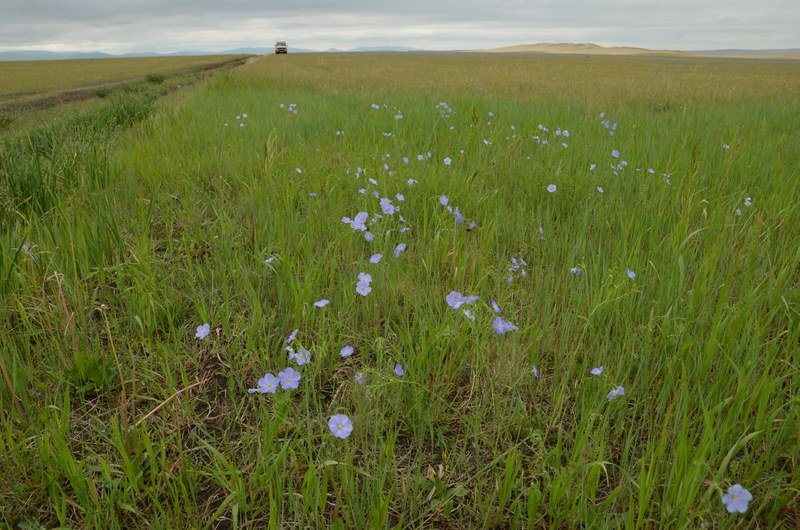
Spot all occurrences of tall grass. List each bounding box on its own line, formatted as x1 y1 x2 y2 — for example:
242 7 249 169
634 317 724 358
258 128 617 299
1 53 798 528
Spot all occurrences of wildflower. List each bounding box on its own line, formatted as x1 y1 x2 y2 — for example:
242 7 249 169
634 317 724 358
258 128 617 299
723 144 730 149
735 208 742 216
744 197 752 207
396 193 404 202
296 167 302 174
314 299 330 308
491 300 501 313
444 157 452 165
289 349 311 366
570 267 582 276
309 192 317 197
446 291 465 309
590 366 603 375
380 197 396 215
627 269 636 280
342 211 368 232
356 281 372 296
278 367 301 389
355 372 365 384
439 195 449 206
328 414 353 439
597 186 604 193
394 243 407 258
248 373 280 394
722 484 752 513
394 363 405 377
264 257 275 264
195 323 210 339
370 254 383 264
407 179 417 185
402 156 409 164
418 154 424 161
492 316 518 334
547 184 557 193
606 386 625 399
364 232 375 242
340 345 354 358
532 364 539 378
10 242 37 262
286 329 299 344
611 149 620 158
463 309 475 321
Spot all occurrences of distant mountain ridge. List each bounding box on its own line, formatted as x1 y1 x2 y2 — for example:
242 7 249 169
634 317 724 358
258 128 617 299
2 43 799 62
0 46 420 61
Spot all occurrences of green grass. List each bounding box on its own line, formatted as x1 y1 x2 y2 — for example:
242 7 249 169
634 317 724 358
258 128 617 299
1 52 799 528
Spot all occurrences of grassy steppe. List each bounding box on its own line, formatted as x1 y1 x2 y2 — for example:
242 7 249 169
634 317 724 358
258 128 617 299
0 55 249 103
1 53 799 528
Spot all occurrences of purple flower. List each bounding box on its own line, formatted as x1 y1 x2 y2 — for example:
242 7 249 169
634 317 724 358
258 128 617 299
296 167 303 174
446 291 464 309
278 367 301 389
364 231 375 242
380 197 396 215
735 208 742 216
606 386 625 400
547 184 557 193
492 316 518 334
356 282 372 296
570 267 582 276
627 269 636 280
443 157 452 165
195 323 210 339
289 348 311 366
589 163 597 171
314 299 330 308
407 178 417 185
343 211 368 231
532 364 539 378
248 373 279 394
463 309 475 321
394 363 405 377
396 193 405 202
355 372 365 384
611 149 620 158
285 329 299 344
340 345 354 358
590 366 603 375
328 414 353 439
744 197 752 207
394 243 407 258
722 484 752 513
491 300 501 314
597 186 604 193
439 195 449 206
369 253 383 264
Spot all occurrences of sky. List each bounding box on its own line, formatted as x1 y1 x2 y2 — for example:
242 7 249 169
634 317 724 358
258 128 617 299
2 0 799 53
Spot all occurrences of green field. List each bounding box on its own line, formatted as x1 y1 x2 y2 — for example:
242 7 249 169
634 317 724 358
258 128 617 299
1 52 799 528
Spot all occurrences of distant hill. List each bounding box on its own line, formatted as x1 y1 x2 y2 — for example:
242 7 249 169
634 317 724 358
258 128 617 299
482 42 800 59
483 43 693 57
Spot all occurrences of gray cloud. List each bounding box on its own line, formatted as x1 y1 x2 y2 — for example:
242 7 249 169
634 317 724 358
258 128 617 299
1 0 798 52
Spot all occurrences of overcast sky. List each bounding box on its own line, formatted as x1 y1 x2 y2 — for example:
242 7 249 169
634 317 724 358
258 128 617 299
2 0 798 53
